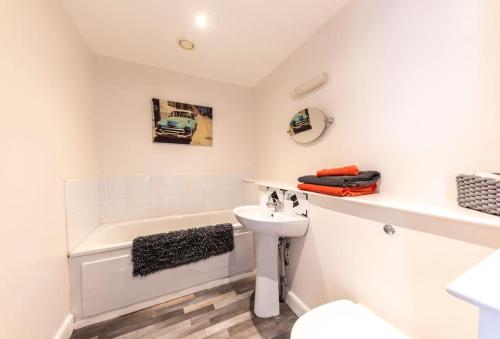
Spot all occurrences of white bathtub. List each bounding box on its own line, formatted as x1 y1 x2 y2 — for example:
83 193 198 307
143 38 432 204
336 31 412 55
69 210 254 327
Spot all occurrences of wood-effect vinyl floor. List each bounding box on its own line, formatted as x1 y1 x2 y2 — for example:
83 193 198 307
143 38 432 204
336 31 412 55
71 276 297 339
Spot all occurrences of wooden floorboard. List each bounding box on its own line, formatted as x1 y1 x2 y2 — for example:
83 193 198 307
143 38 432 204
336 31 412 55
71 276 297 339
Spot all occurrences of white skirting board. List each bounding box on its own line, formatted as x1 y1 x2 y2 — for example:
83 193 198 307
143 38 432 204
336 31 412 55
74 271 255 329
54 314 74 339
285 290 310 317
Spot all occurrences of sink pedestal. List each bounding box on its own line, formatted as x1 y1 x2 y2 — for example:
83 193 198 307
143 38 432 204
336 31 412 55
233 205 309 318
254 233 280 318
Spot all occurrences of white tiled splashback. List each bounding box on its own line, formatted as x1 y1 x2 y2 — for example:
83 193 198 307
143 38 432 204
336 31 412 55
99 172 254 223
65 172 256 252
258 187 309 216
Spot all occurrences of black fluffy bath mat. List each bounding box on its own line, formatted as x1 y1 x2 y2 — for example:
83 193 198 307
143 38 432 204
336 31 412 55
131 223 234 277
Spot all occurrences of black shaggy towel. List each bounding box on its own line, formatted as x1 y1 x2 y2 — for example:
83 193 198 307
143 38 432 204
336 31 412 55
131 223 234 277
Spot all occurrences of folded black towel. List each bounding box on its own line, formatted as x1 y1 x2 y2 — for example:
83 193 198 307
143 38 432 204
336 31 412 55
298 171 381 187
132 223 234 277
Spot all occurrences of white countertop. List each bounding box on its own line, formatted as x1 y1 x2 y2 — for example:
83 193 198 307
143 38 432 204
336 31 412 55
247 179 500 248
447 249 500 312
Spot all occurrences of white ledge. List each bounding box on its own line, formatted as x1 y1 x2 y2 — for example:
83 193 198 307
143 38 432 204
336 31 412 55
251 179 500 248
447 249 500 313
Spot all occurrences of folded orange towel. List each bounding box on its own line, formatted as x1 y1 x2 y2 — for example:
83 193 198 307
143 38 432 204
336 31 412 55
297 183 377 197
316 165 359 177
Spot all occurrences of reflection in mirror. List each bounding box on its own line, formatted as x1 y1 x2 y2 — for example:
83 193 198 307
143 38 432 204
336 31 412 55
287 108 329 144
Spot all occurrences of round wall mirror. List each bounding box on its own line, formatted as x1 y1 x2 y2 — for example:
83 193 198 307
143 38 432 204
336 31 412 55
287 108 331 144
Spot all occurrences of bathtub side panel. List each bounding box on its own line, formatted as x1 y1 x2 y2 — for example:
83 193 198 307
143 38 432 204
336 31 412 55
71 231 254 319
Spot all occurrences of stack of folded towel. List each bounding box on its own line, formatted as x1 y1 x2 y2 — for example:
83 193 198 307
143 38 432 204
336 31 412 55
297 165 380 197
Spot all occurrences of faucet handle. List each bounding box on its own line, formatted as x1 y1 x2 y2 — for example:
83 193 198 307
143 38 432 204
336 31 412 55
285 193 299 208
269 190 280 202
266 190 283 211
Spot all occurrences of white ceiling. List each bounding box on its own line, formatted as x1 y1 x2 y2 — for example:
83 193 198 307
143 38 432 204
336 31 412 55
62 0 350 87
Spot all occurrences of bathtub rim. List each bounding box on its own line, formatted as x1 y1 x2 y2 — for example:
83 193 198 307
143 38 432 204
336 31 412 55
69 209 244 258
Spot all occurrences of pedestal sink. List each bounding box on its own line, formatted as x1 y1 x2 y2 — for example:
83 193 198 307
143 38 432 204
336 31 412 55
234 205 309 318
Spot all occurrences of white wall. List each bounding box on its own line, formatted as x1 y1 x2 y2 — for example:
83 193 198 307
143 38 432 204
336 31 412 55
95 56 255 175
0 0 97 338
254 1 500 338
255 0 500 201
287 205 493 339
63 57 256 251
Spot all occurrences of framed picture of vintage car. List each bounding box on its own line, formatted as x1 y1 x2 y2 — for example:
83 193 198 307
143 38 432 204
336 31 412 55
152 98 213 146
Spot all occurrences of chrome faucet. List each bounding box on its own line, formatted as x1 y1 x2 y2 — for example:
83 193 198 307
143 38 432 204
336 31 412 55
266 194 283 212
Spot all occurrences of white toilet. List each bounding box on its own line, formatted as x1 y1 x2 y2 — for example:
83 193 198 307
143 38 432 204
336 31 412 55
291 300 409 339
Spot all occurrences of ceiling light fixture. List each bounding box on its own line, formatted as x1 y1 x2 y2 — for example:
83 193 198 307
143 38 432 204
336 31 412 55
195 14 207 28
178 39 194 51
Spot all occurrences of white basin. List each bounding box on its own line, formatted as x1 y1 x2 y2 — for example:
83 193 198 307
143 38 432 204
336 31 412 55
234 205 309 318
233 205 308 237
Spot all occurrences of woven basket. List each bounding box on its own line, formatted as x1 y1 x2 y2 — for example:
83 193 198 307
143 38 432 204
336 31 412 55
456 174 500 216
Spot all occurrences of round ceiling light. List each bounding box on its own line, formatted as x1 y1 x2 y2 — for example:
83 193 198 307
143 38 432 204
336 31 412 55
178 39 194 51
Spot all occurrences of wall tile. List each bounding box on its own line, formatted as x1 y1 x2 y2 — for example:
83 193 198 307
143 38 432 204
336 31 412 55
100 198 132 223
67 205 99 251
203 191 232 211
98 177 108 201
64 180 81 215
107 175 152 199
65 178 98 215
168 174 189 194
64 172 254 261
227 188 246 208
170 193 204 215
151 175 169 196
284 191 309 216
67 172 252 230
243 182 259 205
152 174 188 196
65 177 99 252
218 172 244 190
131 196 170 220
188 173 219 193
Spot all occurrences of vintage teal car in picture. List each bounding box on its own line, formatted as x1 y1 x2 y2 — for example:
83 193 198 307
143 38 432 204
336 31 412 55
155 109 198 143
152 98 213 146
289 108 312 134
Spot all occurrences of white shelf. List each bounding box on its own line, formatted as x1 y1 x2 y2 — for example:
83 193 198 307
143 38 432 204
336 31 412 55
250 179 500 248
